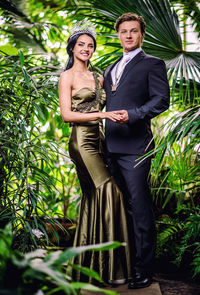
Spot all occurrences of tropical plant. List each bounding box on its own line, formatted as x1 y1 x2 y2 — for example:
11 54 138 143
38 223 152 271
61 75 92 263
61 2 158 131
0 0 64 55
61 0 200 277
0 0 199 278
0 223 119 295
63 0 200 103
156 206 200 278
171 0 200 40
149 106 200 209
149 106 200 278
0 50 80 251
1 1 199 101
175 208 200 278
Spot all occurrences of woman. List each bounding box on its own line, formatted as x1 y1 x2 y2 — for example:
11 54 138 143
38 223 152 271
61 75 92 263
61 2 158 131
59 25 132 284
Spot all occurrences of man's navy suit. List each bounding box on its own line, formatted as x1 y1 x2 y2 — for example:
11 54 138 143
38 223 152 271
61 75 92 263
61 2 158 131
104 50 170 275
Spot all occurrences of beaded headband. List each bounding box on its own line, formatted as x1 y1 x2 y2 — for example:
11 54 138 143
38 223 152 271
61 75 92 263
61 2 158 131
69 21 96 40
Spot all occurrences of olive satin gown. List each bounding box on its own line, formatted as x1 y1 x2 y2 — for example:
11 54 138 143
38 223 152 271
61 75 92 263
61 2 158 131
69 72 132 283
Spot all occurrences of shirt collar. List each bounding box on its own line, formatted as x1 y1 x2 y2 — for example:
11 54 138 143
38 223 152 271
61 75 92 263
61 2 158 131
123 47 142 60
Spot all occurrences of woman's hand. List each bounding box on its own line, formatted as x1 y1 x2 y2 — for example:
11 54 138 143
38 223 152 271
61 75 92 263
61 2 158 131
113 110 129 124
99 111 122 122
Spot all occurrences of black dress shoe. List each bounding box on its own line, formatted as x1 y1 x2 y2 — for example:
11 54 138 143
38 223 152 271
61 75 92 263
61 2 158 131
128 273 152 289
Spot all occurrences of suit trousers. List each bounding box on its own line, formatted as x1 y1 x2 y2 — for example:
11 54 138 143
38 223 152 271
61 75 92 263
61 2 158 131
106 152 156 276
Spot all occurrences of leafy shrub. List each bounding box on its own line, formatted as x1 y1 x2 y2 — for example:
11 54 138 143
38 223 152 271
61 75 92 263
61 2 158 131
0 224 119 295
0 51 79 251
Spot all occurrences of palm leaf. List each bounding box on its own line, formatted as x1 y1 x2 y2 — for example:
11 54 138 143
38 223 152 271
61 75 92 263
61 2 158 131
141 106 200 164
171 0 200 39
0 0 31 21
0 0 61 53
65 0 200 104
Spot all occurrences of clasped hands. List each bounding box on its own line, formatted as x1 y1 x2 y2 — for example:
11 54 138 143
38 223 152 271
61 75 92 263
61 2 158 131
103 110 129 124
113 110 129 124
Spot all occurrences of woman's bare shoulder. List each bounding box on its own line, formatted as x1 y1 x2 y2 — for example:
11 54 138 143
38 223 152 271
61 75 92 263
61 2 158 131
59 69 74 85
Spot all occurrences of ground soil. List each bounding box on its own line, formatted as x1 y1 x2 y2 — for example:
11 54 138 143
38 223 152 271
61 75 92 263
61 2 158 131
154 272 200 295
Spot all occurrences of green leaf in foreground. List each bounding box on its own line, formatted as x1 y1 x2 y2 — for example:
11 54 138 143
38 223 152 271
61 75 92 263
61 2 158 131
52 241 123 266
70 263 104 283
70 282 118 295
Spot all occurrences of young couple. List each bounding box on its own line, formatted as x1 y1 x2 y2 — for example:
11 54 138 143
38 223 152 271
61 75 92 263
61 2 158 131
59 12 170 289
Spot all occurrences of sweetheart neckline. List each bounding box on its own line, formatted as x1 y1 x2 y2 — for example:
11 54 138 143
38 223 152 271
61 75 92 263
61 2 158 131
71 86 105 98
72 87 96 98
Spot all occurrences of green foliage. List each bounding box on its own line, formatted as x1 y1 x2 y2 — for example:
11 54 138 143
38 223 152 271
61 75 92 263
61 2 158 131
0 51 80 251
0 224 119 295
149 106 199 209
0 0 199 280
156 215 184 257
176 209 200 258
149 106 200 277
156 207 200 278
65 0 200 104
171 0 200 39
0 0 66 54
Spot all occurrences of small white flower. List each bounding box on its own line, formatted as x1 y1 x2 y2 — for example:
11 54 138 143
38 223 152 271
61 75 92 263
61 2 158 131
35 290 45 295
32 229 44 239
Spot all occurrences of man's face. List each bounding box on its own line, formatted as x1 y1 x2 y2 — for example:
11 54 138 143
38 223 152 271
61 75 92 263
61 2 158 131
118 20 144 53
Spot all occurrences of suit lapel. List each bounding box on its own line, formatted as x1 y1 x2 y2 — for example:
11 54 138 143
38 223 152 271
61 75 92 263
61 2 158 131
106 56 123 87
105 50 146 94
118 50 145 86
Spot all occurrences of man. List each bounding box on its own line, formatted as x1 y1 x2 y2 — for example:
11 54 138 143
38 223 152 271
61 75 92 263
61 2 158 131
104 13 170 289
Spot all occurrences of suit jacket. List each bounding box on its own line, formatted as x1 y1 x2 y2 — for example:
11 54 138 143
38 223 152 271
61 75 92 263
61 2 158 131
104 50 170 154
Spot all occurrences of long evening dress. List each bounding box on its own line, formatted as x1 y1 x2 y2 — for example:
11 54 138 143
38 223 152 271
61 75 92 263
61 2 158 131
68 72 132 283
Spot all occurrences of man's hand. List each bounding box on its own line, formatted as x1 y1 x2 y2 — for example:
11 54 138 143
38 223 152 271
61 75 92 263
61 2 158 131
114 110 129 124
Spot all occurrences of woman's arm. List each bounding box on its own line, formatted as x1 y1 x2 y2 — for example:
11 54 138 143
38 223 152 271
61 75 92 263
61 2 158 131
59 71 120 123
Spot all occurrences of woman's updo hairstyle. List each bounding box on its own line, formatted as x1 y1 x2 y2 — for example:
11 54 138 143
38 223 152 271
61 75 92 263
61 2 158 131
65 24 97 70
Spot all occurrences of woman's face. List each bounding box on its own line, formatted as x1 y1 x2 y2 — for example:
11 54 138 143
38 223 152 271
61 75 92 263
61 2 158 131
72 34 95 62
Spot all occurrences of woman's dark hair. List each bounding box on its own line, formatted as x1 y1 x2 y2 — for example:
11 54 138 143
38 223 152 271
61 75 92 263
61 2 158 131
65 32 96 70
